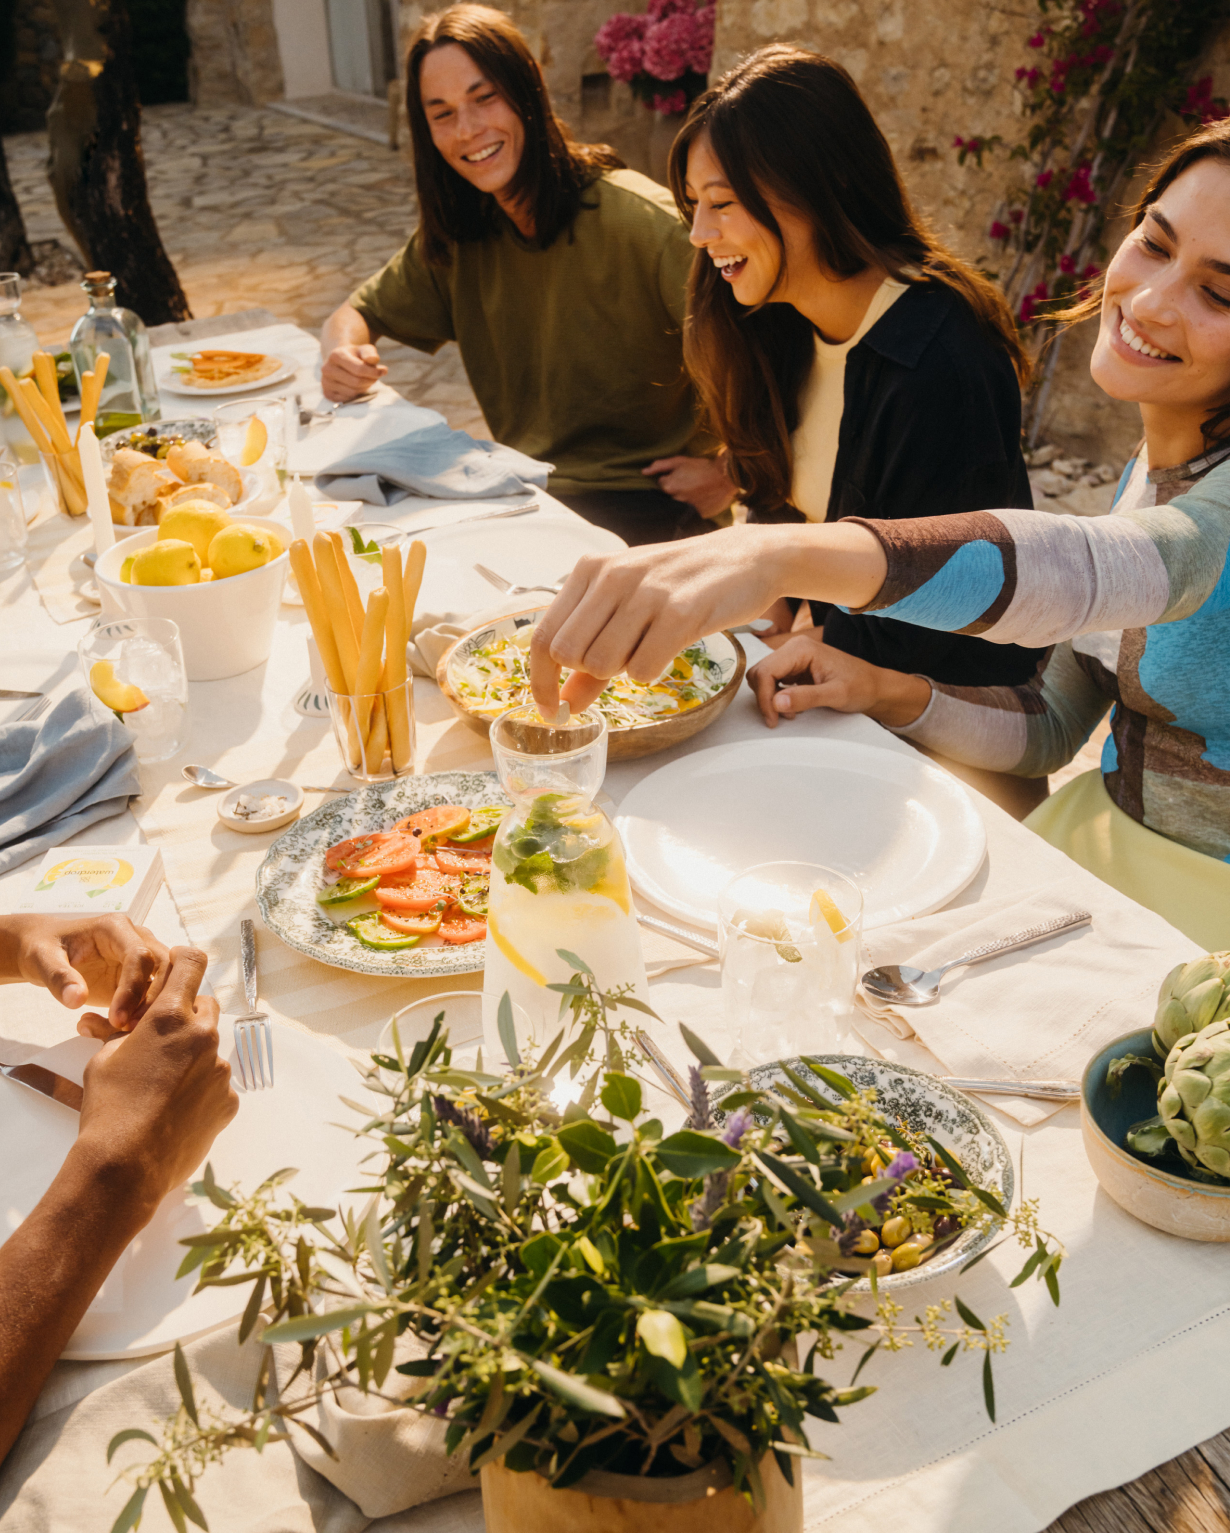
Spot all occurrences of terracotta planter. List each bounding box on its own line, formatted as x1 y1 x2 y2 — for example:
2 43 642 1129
481 1453 802 1532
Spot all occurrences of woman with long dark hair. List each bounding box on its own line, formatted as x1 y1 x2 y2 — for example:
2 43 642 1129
529 117 1230 947
318 4 733 543
664 48 1049 808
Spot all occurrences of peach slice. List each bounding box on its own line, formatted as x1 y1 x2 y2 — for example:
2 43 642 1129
89 660 149 715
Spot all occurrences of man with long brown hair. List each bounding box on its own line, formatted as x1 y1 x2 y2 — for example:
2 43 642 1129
319 4 732 544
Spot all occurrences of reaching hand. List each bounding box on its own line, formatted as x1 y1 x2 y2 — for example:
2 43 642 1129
5 914 171 1031
321 342 388 402
746 635 932 729
642 455 735 519
75 946 238 1212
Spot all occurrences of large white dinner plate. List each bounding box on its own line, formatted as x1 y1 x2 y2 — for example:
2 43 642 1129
159 354 299 397
613 736 986 931
257 770 508 978
403 510 625 619
0 1022 378 1360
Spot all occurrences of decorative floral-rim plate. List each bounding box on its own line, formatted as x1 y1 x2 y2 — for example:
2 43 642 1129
718 1054 1013 1292
255 771 510 978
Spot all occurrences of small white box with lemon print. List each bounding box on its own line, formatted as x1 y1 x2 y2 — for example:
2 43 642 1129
15 845 164 922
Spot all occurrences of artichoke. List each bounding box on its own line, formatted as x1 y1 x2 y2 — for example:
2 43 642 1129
1157 1019 1230 1179
1152 952 1230 1058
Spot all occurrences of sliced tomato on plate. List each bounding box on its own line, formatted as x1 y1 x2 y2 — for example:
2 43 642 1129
373 869 459 912
445 833 495 855
325 832 419 877
434 845 492 876
392 805 471 847
380 909 443 936
438 912 487 944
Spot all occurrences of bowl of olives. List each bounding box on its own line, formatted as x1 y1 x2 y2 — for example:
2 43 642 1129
99 418 217 462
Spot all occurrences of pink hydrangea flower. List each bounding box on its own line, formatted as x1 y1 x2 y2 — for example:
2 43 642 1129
652 88 688 113
594 12 647 83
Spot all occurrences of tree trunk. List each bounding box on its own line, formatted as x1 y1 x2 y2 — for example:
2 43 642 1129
0 139 34 277
45 0 191 323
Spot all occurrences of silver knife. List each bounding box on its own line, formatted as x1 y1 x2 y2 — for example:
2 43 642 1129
395 503 539 538
240 918 259 1015
634 1029 693 1112
0 688 41 700
1 1058 82 1110
636 911 719 958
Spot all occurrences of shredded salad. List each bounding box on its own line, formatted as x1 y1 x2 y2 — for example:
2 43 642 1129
451 625 730 728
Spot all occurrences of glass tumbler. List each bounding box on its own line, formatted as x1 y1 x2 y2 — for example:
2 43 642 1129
718 861 864 1068
326 676 415 782
79 615 188 764
0 447 28 574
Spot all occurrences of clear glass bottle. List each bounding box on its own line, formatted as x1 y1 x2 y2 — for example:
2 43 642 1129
0 273 40 461
69 272 161 434
483 705 650 1061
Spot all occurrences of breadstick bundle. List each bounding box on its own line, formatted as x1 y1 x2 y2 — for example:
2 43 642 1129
290 531 425 778
0 350 111 518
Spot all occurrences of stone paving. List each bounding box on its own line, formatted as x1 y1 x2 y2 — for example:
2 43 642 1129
4 101 486 436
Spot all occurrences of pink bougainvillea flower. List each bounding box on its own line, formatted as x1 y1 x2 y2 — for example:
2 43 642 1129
1020 281 1049 324
989 220 1010 241
1009 208 1024 224
1036 169 1053 188
1059 253 1076 273
1082 263 1102 279
1027 31 1045 47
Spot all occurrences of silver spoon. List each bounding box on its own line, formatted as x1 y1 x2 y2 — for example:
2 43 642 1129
861 910 1092 1006
182 764 347 793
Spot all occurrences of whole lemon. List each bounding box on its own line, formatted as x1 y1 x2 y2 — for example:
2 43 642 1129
120 555 135 584
208 523 273 580
158 502 231 564
131 539 201 586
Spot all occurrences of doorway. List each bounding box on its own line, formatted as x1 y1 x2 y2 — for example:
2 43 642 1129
324 0 397 97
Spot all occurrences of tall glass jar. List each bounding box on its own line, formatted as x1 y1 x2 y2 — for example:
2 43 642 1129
69 272 161 433
483 704 650 1060
0 273 40 461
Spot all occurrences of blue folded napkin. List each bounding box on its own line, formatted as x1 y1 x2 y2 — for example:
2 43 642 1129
314 419 552 506
0 690 141 875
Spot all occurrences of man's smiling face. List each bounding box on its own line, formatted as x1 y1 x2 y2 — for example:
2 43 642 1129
419 42 525 201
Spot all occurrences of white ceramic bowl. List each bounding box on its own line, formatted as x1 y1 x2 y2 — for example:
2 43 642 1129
218 779 303 834
95 515 290 682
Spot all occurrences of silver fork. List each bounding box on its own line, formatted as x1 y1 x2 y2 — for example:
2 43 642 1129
234 919 274 1091
300 389 378 426
13 694 51 724
474 562 564 597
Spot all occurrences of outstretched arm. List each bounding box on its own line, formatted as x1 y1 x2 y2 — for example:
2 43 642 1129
0 947 237 1464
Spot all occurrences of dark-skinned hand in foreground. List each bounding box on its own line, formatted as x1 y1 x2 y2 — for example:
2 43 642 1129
529 521 889 718
0 944 237 1466
0 913 171 1032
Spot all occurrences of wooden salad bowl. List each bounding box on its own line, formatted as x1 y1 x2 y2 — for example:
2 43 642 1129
435 605 747 762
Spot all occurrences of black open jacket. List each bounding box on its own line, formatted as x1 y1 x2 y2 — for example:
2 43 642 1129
752 280 1044 688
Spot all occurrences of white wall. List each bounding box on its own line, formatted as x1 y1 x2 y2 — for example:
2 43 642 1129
271 0 334 98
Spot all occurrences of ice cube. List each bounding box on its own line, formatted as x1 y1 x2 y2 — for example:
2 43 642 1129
117 636 182 696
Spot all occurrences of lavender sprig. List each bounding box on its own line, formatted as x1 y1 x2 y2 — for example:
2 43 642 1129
686 1065 712 1130
432 1096 493 1160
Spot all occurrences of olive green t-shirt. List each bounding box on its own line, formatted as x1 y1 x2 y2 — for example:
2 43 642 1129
349 169 705 495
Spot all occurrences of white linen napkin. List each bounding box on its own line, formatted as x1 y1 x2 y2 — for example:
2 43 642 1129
853 877 1197 1125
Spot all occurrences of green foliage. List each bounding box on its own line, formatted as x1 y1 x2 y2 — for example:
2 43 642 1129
104 982 1066 1530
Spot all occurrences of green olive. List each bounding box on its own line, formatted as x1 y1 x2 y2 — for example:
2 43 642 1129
900 1232 932 1252
880 1216 911 1248
871 1249 893 1277
864 1153 885 1175
851 1229 879 1255
891 1243 923 1272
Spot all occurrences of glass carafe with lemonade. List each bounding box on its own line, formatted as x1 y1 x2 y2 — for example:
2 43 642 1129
482 704 649 1062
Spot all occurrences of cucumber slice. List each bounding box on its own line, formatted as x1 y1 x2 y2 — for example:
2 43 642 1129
347 912 422 950
457 873 489 918
317 874 380 907
449 806 505 844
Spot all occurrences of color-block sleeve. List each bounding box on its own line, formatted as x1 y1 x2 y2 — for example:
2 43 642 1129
843 455 1230 645
889 642 1111 778
349 230 456 354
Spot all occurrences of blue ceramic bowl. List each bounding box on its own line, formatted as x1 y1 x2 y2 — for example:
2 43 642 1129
1081 1028 1230 1241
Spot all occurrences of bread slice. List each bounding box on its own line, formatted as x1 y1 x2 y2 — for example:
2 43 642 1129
166 440 243 505
108 448 179 509
157 480 230 513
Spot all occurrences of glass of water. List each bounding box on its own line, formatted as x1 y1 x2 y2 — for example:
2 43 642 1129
718 861 864 1068
0 446 27 575
79 616 188 763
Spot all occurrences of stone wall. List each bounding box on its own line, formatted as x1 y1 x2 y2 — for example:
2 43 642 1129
186 0 284 107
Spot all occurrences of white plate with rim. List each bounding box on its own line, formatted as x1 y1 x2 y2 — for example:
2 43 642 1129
613 736 986 932
0 1021 378 1360
159 354 299 397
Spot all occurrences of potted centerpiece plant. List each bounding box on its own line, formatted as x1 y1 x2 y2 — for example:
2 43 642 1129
106 963 1064 1532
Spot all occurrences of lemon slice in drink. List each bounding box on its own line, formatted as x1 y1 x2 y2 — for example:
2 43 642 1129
810 888 853 943
240 415 267 466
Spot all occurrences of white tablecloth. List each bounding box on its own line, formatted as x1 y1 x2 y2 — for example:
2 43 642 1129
0 324 1222 1533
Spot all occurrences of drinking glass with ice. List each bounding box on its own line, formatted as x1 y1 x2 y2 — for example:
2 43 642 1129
78 616 188 763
